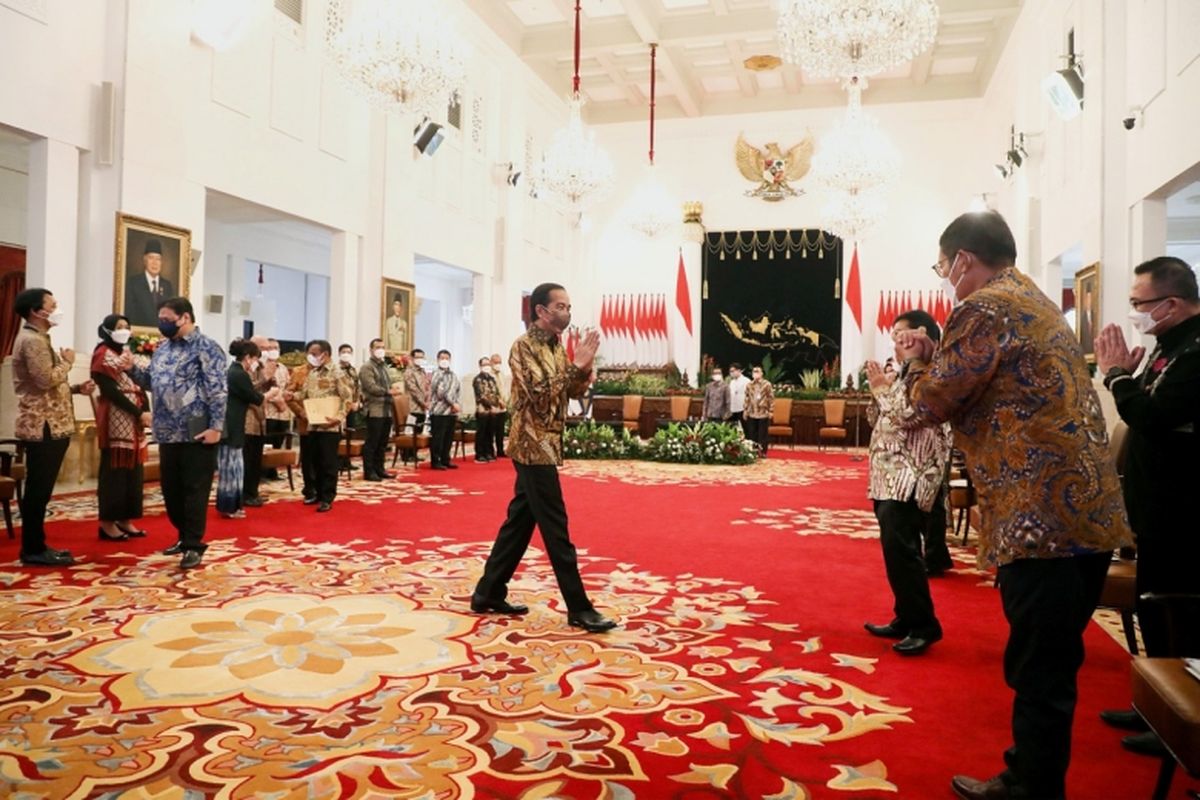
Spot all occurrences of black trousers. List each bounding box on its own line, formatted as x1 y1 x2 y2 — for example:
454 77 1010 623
995 552 1112 799
475 414 495 459
745 417 769 453
243 434 265 500
874 499 941 638
493 412 507 456
922 483 953 571
158 442 217 553
429 414 456 466
265 418 290 447
19 428 70 555
1135 529 1200 657
97 449 144 522
411 412 427 435
362 415 391 477
299 434 317 498
474 462 593 613
309 431 340 503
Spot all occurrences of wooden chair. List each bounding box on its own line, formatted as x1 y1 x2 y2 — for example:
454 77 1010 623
0 438 27 501
768 398 795 448
817 399 847 450
261 432 299 491
621 395 643 433
1130 594 1200 800
452 420 477 459
669 395 691 422
338 425 365 482
947 450 977 543
389 394 431 468
0 475 15 540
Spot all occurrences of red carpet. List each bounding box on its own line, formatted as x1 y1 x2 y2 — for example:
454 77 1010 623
1 451 1194 798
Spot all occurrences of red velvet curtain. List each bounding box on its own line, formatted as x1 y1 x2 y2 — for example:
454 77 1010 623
0 245 27 359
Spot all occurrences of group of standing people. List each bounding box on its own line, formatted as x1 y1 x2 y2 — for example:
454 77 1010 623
700 362 776 453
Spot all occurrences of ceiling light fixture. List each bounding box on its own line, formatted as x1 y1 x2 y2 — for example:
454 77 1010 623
534 0 614 209
627 43 678 238
1042 29 1084 121
776 0 939 80
325 0 468 115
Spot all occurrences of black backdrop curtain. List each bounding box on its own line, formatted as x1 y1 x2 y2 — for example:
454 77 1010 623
701 229 841 384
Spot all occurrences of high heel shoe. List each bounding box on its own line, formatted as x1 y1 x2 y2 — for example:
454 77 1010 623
98 526 130 542
115 523 147 537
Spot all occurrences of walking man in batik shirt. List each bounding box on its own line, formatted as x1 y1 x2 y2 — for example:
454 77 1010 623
131 297 227 570
473 357 503 462
893 211 1130 800
429 350 461 469
289 340 353 512
472 282 617 633
863 309 952 656
743 366 774 454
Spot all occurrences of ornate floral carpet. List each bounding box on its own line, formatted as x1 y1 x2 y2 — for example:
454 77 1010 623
0 451 1183 799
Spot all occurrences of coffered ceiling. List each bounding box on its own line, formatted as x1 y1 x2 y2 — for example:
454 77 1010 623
468 0 1024 123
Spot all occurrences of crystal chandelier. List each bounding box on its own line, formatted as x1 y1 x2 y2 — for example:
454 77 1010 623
776 0 939 80
534 0 614 209
811 79 900 194
822 185 887 241
628 44 677 237
325 0 468 114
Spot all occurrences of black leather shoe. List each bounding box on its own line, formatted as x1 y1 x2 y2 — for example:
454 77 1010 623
1122 731 1168 757
317 502 332 512
431 464 448 471
99 526 130 541
864 621 908 639
116 523 147 537
470 598 530 615
363 474 383 482
163 542 184 556
180 550 202 569
446 463 459 469
568 610 618 633
893 631 942 655
381 471 396 479
20 549 76 566
303 496 319 505
951 774 1009 800
243 496 265 507
1100 708 1149 731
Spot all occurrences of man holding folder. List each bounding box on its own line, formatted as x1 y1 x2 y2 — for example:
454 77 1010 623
289 339 353 512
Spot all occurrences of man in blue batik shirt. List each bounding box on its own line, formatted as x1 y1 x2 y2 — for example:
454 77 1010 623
130 296 227 569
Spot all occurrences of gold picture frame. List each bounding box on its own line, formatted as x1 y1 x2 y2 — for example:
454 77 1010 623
1074 262 1100 363
114 213 192 334
381 278 416 355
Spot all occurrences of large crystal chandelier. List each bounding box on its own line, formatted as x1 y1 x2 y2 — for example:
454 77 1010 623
776 0 939 80
627 44 677 237
811 79 900 194
325 0 468 114
535 0 614 209
822 185 887 241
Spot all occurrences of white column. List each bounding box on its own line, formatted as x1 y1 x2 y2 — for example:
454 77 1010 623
329 231 361 348
1128 198 1167 347
27 138 81 346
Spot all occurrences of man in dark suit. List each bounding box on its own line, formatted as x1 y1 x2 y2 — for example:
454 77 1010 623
125 239 174 327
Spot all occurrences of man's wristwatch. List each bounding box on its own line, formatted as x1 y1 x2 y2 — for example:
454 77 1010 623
1102 366 1130 390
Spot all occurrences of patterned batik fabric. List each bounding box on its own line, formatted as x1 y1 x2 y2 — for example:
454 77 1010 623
138 328 228 445
473 372 503 414
404 367 431 413
906 267 1132 567
12 324 75 440
215 443 244 513
90 344 147 468
867 375 951 513
430 369 461 416
703 381 731 419
507 326 591 466
295 364 354 431
263 361 292 422
744 379 775 419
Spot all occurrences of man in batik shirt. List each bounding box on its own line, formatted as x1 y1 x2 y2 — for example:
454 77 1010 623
473 357 503 462
290 340 353 512
471 282 617 634
894 211 1131 800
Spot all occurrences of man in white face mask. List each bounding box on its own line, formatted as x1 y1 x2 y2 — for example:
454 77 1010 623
359 337 402 480
893 211 1131 800
260 338 292 480
1093 256 1200 753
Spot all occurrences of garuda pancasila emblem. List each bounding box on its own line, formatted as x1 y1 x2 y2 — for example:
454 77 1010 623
735 132 814 202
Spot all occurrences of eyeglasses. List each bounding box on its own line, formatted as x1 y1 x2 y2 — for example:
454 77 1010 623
929 260 947 277
1129 295 1177 309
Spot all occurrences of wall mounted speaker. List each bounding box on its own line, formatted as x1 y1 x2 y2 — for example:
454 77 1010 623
413 117 445 157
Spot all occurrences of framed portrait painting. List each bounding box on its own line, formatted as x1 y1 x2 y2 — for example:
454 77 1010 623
1074 262 1100 362
381 279 415 355
113 213 191 333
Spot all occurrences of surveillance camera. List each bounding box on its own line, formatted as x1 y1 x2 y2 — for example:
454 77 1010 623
1123 106 1142 130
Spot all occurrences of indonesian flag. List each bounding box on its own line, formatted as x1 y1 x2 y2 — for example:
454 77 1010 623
675 249 693 336
876 293 886 334
846 246 863 331
841 245 864 384
565 326 576 362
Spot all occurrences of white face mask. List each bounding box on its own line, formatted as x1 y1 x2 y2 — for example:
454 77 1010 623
46 309 64 327
1128 300 1168 335
340 353 354 364
438 359 451 370
264 349 280 361
109 328 132 345
307 354 323 367
481 364 491 373
491 363 501 372
372 348 386 360
712 374 722 382
248 359 260 372
414 358 425 367
940 254 965 306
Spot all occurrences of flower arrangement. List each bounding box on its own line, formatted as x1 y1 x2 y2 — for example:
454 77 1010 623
129 333 162 356
564 420 758 465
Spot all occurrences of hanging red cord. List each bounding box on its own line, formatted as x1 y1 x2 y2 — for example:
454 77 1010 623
649 43 657 166
572 0 581 96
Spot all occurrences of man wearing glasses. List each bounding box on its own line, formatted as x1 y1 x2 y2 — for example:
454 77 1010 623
895 211 1130 800
1093 256 1200 755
